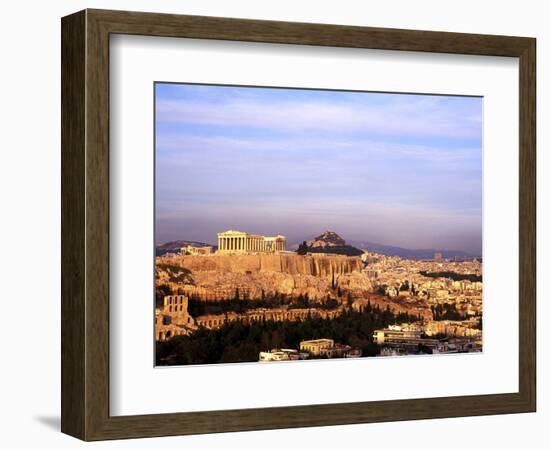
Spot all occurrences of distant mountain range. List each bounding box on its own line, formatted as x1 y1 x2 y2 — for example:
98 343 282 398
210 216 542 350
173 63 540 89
155 240 212 256
347 239 479 260
295 230 479 259
156 232 479 260
301 230 364 257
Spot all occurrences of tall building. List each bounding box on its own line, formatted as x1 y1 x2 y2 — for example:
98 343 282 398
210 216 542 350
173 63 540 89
434 252 443 262
217 230 287 254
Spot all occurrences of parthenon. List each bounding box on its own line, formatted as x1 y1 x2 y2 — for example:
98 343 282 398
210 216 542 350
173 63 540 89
217 230 287 254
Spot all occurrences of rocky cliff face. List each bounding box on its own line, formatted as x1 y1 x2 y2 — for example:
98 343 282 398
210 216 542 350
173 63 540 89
156 253 372 301
304 230 364 257
161 253 362 276
307 230 347 248
188 271 371 300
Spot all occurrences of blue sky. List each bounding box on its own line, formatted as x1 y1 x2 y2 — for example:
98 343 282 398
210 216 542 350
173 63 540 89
155 83 482 254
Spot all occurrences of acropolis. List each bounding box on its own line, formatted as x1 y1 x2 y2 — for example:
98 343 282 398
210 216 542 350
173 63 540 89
217 230 287 254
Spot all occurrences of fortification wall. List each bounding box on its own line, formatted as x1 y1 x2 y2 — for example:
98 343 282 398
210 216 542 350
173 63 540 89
159 253 362 277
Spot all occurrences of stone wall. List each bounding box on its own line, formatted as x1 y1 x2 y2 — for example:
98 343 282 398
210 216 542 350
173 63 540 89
159 253 362 277
156 253 370 302
194 307 343 330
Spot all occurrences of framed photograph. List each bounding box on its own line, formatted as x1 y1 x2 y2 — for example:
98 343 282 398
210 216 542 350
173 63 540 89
61 9 536 440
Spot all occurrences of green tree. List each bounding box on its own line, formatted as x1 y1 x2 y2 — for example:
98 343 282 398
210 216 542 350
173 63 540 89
156 305 423 366
155 284 172 308
297 241 309 255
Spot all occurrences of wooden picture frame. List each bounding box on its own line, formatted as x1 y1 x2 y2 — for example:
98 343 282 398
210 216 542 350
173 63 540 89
61 9 536 441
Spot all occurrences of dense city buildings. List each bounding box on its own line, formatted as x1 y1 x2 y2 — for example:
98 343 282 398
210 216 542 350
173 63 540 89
155 230 483 365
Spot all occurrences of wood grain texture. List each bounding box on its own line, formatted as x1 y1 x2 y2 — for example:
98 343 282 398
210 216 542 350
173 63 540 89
61 9 537 441
61 10 86 439
518 39 536 410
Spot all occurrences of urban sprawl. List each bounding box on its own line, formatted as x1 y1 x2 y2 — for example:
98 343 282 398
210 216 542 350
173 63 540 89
155 230 482 365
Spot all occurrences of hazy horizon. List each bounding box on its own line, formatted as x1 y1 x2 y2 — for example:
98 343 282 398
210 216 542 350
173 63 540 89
155 83 482 255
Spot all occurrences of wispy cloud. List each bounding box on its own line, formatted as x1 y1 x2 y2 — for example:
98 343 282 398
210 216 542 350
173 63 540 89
154 83 483 253
156 90 482 140
157 134 480 164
